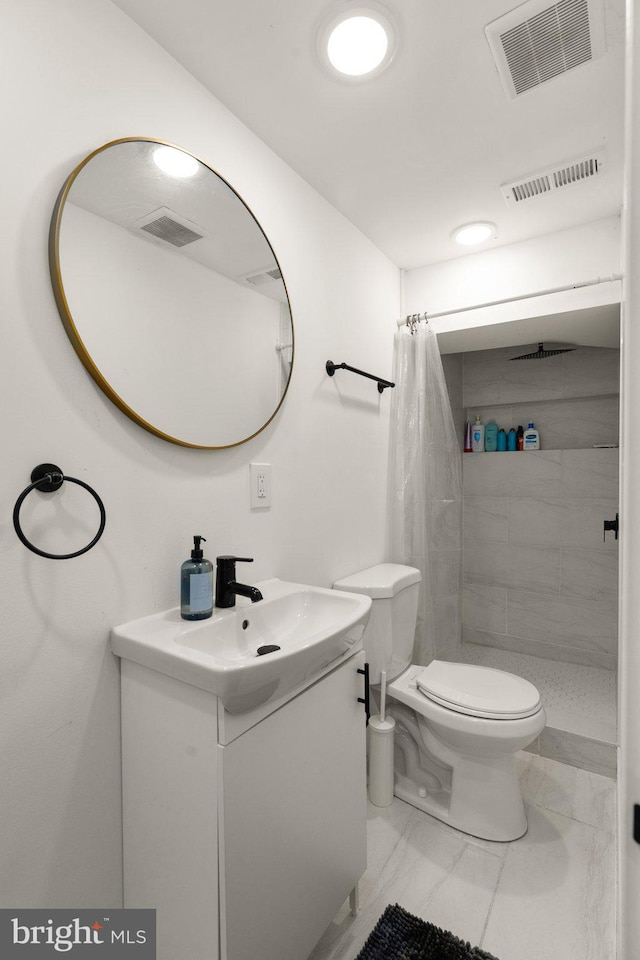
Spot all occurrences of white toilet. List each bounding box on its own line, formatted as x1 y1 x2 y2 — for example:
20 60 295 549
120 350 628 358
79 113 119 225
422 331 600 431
333 563 546 841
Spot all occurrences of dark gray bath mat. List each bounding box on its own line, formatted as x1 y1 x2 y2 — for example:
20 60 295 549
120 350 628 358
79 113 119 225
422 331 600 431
355 903 501 960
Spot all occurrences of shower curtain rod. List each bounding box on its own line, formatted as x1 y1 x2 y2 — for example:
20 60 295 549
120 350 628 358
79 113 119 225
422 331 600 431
396 275 622 327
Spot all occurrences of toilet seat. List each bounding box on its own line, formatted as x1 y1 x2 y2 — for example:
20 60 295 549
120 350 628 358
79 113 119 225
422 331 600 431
416 660 542 720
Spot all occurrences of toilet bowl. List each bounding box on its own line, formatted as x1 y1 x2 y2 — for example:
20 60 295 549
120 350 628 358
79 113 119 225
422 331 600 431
387 662 545 840
333 563 546 841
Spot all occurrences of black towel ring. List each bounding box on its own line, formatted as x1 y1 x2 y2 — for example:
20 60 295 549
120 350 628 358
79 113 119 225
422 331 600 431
13 463 106 560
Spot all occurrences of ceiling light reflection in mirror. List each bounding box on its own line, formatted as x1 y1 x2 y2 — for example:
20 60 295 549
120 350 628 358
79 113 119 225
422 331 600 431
153 145 199 178
49 138 294 448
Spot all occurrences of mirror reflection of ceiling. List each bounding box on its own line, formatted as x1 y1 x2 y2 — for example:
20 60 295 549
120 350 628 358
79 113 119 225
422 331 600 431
69 139 287 304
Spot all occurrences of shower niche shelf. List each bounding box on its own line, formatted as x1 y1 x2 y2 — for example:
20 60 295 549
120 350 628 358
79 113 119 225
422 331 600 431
466 447 618 454
463 401 619 451
462 386 620 453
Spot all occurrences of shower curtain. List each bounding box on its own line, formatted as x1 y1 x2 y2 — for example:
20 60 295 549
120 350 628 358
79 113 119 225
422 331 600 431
389 320 462 665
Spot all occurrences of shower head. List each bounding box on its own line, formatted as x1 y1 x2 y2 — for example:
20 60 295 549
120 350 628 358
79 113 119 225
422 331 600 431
508 342 576 361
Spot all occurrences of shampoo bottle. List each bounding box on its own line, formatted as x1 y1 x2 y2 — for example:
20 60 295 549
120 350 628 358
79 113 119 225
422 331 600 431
507 428 517 451
523 422 540 451
516 425 524 451
471 416 485 452
181 535 213 621
484 421 498 452
497 428 507 451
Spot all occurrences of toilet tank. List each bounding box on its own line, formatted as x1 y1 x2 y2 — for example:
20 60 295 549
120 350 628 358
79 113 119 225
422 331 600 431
333 564 421 684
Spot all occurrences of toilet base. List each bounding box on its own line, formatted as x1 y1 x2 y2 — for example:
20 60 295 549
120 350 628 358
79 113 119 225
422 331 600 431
384 665 544 842
393 752 528 842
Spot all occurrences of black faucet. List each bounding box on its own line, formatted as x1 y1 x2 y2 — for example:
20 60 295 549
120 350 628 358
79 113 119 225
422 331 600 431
215 556 264 608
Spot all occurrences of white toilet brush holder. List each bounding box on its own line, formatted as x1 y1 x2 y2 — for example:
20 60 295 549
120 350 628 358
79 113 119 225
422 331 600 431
368 671 396 808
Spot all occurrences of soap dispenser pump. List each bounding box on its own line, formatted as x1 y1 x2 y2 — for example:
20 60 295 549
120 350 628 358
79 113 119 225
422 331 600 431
181 535 213 621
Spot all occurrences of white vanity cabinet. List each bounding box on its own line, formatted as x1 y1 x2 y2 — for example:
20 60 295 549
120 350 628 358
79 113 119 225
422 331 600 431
120 647 367 960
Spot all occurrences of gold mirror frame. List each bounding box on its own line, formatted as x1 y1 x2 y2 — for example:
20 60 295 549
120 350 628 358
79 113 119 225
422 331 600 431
49 137 294 449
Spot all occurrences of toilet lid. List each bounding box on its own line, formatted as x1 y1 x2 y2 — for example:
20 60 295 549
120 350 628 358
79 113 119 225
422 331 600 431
416 660 542 720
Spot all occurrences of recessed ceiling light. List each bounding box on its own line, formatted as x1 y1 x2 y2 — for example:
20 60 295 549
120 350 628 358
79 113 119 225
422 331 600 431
318 3 397 80
153 146 199 178
452 221 497 246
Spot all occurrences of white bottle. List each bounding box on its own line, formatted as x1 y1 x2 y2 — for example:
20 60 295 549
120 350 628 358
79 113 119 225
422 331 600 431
523 421 540 450
471 416 485 452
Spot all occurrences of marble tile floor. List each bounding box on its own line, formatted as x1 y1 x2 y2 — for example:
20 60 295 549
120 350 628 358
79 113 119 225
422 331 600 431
308 752 616 960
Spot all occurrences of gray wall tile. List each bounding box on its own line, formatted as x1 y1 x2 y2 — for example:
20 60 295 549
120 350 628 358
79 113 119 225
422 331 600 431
561 449 619 499
507 498 619 548
463 353 564 406
459 345 619 674
464 541 561 594
562 347 620 399
510 396 618 450
538 727 617 778
463 450 562 498
507 591 617 655
507 498 565 546
461 627 617 670
462 585 507 633
463 497 508 542
434 596 461 657
561 548 619 600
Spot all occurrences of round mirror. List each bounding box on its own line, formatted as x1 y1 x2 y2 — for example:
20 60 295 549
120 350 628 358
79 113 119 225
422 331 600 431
49 138 294 448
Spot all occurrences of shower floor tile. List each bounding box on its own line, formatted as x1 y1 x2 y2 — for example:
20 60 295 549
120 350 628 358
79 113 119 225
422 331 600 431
307 753 616 960
451 642 617 743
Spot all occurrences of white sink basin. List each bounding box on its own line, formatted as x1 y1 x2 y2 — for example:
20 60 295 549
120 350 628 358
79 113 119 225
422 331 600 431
111 578 371 713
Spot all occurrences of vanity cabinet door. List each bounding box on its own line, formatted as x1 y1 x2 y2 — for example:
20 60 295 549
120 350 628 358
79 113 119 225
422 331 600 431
219 651 367 960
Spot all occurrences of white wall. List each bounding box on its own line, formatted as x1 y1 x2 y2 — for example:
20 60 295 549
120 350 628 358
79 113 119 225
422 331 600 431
0 0 399 907
403 217 622 316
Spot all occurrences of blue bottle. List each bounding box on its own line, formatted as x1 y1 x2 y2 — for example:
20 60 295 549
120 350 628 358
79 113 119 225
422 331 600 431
497 429 507 451
181 535 213 620
484 421 498 452
507 428 517 451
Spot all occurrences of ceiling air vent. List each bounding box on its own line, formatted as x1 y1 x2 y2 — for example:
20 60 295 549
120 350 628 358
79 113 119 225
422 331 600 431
244 268 282 286
501 151 604 204
485 0 606 100
135 207 204 247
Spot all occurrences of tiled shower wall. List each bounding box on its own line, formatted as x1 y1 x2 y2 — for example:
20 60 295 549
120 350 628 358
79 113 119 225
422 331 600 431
458 344 620 670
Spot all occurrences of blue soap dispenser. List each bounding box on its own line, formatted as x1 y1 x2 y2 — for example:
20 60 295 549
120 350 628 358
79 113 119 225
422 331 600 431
181 535 213 621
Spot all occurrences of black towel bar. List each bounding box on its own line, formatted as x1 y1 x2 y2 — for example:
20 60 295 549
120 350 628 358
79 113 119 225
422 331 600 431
326 360 395 394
